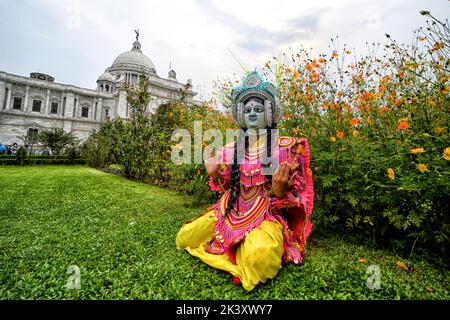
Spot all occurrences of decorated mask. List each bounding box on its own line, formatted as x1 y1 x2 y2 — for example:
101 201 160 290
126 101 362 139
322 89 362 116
243 97 267 129
226 71 283 128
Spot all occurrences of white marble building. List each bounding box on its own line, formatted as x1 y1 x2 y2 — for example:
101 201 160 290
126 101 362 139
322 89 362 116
0 34 198 146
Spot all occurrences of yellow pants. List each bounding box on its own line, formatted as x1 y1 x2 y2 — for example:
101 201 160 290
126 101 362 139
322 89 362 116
176 210 284 292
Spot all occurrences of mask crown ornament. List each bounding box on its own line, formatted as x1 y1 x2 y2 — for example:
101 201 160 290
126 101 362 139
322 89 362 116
225 71 283 128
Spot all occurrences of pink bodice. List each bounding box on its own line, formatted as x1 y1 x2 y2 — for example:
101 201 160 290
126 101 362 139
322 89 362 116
207 136 314 264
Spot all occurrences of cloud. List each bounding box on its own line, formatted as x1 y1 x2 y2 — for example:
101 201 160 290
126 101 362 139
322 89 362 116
1 0 450 101
194 0 323 54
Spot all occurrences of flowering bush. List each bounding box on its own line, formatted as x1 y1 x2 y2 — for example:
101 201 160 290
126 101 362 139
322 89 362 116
261 12 449 256
84 12 449 258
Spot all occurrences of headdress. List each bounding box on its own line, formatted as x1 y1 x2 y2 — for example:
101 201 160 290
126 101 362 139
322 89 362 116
225 71 283 128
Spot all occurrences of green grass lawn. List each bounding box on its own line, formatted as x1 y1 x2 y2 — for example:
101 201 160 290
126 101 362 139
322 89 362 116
0 165 448 299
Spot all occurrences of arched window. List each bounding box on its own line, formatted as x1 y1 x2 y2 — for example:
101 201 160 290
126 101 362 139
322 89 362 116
105 85 110 92
100 84 104 91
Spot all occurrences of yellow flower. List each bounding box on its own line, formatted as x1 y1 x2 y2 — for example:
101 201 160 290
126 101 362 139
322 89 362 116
330 136 336 142
443 147 450 160
352 130 359 137
410 148 425 154
387 168 395 180
435 127 445 135
441 85 450 95
416 163 428 173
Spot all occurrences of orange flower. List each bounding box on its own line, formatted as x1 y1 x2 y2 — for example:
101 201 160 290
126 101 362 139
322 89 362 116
363 92 373 99
359 258 368 264
431 42 444 51
345 50 352 54
337 131 344 139
387 168 395 180
397 122 409 130
337 91 343 97
394 98 404 105
293 71 299 79
311 60 320 68
366 116 372 124
284 113 294 119
396 261 409 271
319 58 326 63
410 148 425 154
207 106 213 111
349 118 360 126
416 163 428 173
332 52 339 57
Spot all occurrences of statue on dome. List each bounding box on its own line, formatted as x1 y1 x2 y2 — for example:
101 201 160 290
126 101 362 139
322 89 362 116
176 70 314 291
134 29 140 41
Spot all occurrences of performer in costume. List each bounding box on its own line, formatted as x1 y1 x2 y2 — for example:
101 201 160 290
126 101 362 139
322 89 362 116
176 71 314 292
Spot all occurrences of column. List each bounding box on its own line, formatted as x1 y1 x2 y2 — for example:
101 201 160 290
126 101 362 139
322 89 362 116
117 90 128 119
6 84 12 110
0 80 6 110
24 86 30 112
60 94 65 116
95 98 102 121
45 89 50 114
73 95 79 118
63 92 74 132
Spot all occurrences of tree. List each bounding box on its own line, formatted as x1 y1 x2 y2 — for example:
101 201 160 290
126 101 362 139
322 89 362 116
38 128 77 155
115 75 154 180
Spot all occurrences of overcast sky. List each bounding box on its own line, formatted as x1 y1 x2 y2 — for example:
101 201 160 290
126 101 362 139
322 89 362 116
0 0 448 100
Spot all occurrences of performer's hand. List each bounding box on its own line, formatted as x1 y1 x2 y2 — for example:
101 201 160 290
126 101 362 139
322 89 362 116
204 146 220 178
272 164 294 199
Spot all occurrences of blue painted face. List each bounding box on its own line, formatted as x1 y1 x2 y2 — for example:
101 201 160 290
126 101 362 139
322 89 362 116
243 98 268 129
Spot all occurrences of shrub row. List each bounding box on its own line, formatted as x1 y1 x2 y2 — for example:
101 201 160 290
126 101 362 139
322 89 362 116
0 156 85 166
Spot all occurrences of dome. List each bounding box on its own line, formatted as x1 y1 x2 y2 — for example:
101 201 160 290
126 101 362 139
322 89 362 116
168 69 177 80
109 40 157 75
97 71 115 82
